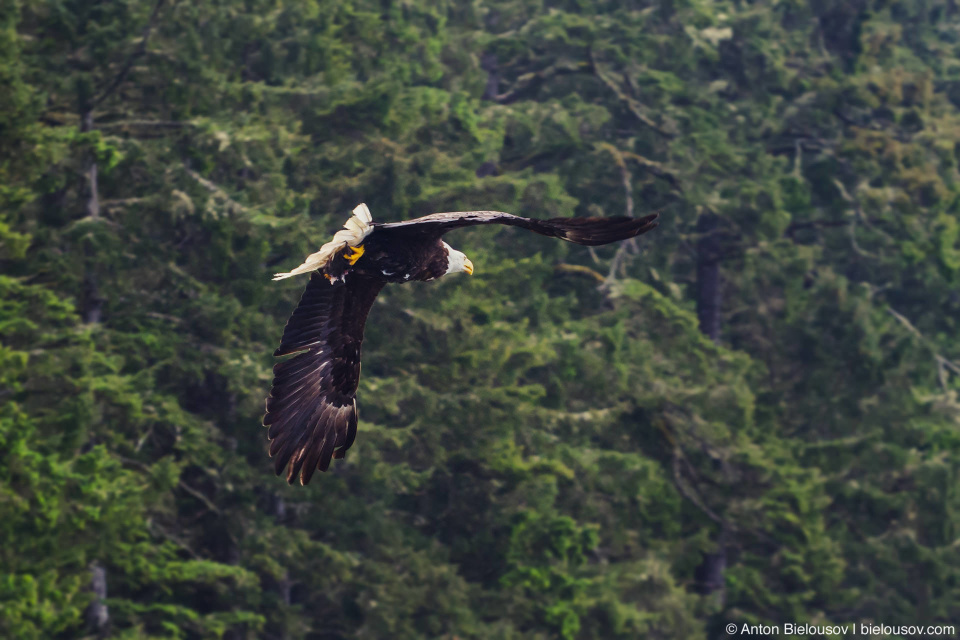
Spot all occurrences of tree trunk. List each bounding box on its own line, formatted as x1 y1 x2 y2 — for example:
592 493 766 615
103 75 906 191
696 211 722 342
694 211 727 603
80 109 103 324
85 562 109 634
481 52 499 101
81 110 100 220
694 523 728 601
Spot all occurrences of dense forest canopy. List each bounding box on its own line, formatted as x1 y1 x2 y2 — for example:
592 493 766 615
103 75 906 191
1 0 959 638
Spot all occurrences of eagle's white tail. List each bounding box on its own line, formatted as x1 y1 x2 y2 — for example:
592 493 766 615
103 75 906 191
273 203 374 280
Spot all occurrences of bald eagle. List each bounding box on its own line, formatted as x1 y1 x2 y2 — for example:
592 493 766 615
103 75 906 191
266 204 659 484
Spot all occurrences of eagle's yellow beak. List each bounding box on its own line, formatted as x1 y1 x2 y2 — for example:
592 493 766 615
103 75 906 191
463 258 474 275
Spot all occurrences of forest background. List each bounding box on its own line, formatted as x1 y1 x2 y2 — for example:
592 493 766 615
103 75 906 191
2 0 960 638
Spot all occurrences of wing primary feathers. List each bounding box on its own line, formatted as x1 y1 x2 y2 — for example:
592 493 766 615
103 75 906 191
333 402 359 460
316 424 339 473
265 272 384 484
375 209 660 246
298 406 332 486
533 213 660 246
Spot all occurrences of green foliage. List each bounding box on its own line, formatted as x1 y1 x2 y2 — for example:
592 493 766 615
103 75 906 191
1 0 958 638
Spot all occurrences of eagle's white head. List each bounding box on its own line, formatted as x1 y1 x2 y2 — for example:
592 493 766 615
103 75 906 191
442 242 474 276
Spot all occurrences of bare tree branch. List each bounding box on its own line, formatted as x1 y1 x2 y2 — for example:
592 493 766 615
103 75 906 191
97 120 195 131
619 150 682 190
92 0 168 107
589 50 675 138
491 60 590 104
595 144 638 282
783 219 849 238
183 166 249 214
177 481 221 515
886 306 960 390
671 449 724 525
554 263 606 283
101 197 148 211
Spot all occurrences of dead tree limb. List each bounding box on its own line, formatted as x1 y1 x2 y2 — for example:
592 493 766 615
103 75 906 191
619 150 682 190
93 0 168 107
589 51 675 138
554 263 606 283
886 306 960 390
599 144 638 281
184 167 248 215
492 60 590 104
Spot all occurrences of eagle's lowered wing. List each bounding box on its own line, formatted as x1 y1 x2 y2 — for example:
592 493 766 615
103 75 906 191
375 210 660 246
265 272 384 485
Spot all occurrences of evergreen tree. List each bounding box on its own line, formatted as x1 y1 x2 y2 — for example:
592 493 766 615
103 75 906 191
1 1 958 638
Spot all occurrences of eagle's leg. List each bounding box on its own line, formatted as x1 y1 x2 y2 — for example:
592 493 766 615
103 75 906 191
344 245 365 265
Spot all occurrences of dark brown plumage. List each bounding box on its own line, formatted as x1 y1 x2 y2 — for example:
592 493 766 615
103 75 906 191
376 210 660 245
266 273 383 484
266 206 659 484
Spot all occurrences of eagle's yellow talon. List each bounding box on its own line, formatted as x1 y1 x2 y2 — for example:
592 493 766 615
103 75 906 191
344 244 365 265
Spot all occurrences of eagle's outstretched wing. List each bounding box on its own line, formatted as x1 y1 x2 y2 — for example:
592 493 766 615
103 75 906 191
375 210 660 246
265 272 385 485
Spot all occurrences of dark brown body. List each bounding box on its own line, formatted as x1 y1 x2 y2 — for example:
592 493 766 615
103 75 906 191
324 229 449 284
